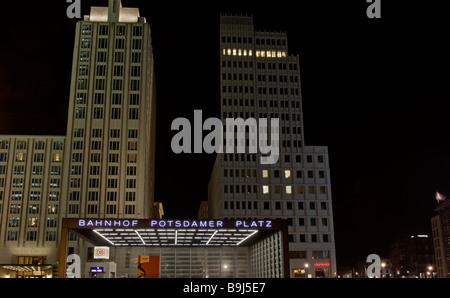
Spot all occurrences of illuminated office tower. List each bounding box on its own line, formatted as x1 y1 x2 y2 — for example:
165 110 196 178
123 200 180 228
62 0 156 220
208 15 337 278
0 0 156 277
0 136 65 276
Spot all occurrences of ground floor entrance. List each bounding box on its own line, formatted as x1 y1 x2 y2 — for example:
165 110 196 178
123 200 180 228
59 218 289 278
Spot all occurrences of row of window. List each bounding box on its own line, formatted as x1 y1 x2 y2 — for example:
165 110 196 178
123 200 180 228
0 152 62 163
1 190 59 201
0 140 63 151
289 250 330 260
69 191 136 202
222 98 300 111
69 177 137 189
75 106 139 120
73 128 138 139
221 36 287 47
221 60 298 72
8 203 58 215
7 217 58 228
222 154 325 164
0 165 63 180
3 165 62 177
222 48 289 59
81 24 143 37
71 152 137 164
221 36 253 44
2 165 61 184
88 92 138 106
224 184 327 195
66 203 135 215
77 78 141 92
73 140 137 151
223 168 326 179
224 200 328 211
221 85 300 97
221 112 302 125
85 204 135 215
223 73 298 84
6 230 58 242
5 189 59 201
0 166 60 176
81 37 142 50
72 165 136 176
80 51 142 64
79 64 141 78
288 233 331 243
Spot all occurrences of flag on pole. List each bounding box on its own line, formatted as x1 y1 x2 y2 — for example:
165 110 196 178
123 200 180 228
436 191 447 203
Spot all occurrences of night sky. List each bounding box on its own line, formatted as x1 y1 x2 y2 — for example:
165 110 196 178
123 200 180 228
1 1 449 269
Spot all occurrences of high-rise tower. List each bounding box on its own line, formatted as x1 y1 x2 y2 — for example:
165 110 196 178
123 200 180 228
62 0 156 220
208 15 337 278
0 0 156 277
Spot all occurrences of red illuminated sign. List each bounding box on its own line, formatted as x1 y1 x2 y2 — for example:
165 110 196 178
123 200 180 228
313 262 330 267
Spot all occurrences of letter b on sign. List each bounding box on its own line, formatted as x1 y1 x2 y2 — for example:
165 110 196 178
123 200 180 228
366 254 381 278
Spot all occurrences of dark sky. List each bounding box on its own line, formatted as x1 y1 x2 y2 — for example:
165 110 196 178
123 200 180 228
1 1 449 269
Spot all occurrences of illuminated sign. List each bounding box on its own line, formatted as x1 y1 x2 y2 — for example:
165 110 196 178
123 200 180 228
411 235 429 238
235 220 272 228
79 219 139 228
93 246 110 259
313 263 330 267
149 220 272 229
90 267 104 273
150 220 224 228
77 219 273 229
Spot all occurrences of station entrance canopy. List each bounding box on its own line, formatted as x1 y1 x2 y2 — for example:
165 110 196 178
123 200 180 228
58 218 289 278
62 218 285 247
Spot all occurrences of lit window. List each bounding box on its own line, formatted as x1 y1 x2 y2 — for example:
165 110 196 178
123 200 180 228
272 50 276 57
15 153 25 162
238 49 242 56
284 170 291 179
243 49 247 56
127 154 137 163
48 205 58 214
263 185 269 194
232 49 237 56
227 49 232 55
282 51 287 58
277 51 282 58
249 50 252 56
262 170 268 178
286 186 292 194
223 48 226 55
267 51 272 57
256 51 261 57
28 217 38 227
261 51 266 57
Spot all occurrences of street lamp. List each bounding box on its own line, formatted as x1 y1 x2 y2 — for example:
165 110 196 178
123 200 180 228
427 266 433 278
381 263 386 278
